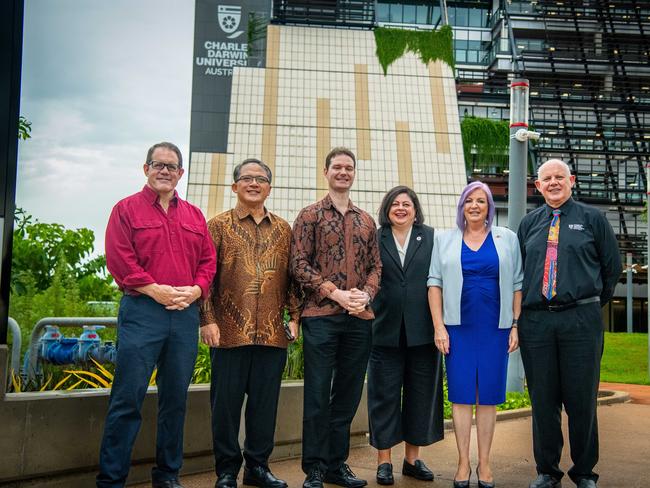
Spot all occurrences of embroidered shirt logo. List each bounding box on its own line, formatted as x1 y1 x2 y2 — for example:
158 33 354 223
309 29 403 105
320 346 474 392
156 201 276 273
568 223 584 231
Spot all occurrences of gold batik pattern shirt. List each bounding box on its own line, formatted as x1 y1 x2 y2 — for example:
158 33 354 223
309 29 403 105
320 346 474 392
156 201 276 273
200 205 301 348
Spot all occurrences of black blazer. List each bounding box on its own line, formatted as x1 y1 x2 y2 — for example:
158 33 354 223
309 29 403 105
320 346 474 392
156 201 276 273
372 224 434 348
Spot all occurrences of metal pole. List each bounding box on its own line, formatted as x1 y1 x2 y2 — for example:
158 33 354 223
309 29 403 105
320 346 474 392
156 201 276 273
1 0 25 345
647 162 650 381
626 252 633 333
506 78 530 393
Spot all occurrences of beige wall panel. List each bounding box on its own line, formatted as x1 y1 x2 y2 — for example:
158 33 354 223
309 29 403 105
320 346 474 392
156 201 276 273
428 61 451 154
354 64 372 160
207 153 228 218
316 98 331 198
261 26 281 175
395 121 414 188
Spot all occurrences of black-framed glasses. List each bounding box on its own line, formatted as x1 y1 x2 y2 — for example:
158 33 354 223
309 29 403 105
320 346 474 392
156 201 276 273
236 175 270 184
148 160 181 172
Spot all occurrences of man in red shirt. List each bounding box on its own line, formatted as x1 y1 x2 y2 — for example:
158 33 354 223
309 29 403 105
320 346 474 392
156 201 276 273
97 142 216 488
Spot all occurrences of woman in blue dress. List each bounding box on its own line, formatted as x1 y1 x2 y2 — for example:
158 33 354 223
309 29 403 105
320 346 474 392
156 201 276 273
428 181 523 488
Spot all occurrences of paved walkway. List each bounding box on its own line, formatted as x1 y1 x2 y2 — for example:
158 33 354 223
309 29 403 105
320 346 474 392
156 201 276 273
600 381 650 405
133 394 650 488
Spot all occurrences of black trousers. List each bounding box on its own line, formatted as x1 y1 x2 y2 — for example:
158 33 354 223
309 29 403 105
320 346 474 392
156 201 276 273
519 303 603 485
210 345 287 476
367 343 444 449
301 314 372 474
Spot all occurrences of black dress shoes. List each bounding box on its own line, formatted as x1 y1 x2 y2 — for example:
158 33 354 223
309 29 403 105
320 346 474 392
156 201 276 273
453 479 470 488
303 467 324 488
577 480 596 488
216 473 238 488
528 474 562 488
376 463 394 485
402 460 434 481
243 466 288 488
324 464 368 488
152 480 184 488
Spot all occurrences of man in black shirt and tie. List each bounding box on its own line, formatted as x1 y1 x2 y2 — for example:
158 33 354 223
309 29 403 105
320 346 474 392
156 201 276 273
517 159 622 488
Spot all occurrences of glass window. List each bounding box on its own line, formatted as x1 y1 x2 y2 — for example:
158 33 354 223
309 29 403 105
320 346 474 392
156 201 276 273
416 4 429 24
468 8 485 27
403 4 416 23
467 50 478 63
454 39 468 50
389 3 402 23
432 6 440 23
456 50 467 62
447 7 456 24
377 3 389 22
456 7 468 26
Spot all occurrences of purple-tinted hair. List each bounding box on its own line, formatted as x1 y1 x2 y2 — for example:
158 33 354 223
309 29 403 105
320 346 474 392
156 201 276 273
455 181 496 232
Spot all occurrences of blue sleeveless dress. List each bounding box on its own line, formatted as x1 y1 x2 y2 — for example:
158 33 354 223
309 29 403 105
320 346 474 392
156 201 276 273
446 232 510 405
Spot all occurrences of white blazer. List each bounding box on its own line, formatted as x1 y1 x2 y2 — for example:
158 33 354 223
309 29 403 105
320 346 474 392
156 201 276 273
427 226 523 329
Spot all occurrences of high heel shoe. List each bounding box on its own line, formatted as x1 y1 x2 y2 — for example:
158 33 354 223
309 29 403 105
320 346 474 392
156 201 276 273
476 466 495 488
452 466 471 488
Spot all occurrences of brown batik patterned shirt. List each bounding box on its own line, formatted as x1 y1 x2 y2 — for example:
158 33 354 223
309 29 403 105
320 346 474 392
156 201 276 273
200 205 301 348
290 194 381 319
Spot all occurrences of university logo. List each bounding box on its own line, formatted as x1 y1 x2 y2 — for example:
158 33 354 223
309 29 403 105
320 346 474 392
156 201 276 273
218 5 244 39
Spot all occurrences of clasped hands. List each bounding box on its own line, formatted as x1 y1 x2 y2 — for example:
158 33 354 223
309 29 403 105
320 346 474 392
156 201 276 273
139 283 202 310
330 287 370 315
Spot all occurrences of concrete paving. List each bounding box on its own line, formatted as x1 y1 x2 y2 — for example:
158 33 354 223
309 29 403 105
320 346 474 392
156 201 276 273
133 398 650 488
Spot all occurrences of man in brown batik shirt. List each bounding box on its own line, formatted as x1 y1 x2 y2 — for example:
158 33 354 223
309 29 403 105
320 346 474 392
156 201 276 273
201 158 300 488
291 147 381 488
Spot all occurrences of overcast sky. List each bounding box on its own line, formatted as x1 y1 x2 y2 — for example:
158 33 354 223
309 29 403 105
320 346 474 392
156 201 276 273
18 0 195 254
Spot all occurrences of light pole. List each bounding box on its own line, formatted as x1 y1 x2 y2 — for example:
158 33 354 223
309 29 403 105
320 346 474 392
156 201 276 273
506 78 539 392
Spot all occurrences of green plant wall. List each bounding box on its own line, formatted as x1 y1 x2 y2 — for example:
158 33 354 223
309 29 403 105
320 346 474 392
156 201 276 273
460 116 510 172
374 25 455 75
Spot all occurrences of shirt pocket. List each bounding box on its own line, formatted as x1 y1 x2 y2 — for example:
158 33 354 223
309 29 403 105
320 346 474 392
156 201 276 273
180 222 205 256
131 220 165 254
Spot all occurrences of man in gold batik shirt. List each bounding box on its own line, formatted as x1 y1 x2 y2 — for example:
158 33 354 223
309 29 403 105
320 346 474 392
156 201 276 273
200 158 301 488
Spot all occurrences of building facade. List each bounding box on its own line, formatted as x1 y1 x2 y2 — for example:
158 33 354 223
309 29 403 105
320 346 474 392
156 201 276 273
187 0 650 330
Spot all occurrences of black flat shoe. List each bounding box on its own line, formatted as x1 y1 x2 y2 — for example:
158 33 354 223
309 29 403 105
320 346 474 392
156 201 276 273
476 466 494 488
402 460 434 481
376 463 394 485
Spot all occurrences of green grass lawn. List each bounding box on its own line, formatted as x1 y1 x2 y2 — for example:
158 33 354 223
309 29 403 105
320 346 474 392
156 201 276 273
601 332 650 385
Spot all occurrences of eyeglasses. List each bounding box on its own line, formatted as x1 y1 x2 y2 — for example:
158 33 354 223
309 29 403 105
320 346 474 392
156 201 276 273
236 175 270 185
148 160 181 172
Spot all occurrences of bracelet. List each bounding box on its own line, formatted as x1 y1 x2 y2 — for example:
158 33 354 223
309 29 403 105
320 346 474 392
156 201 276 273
512 318 519 328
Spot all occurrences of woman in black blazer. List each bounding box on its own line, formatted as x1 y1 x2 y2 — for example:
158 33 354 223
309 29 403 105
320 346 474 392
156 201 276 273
368 186 445 485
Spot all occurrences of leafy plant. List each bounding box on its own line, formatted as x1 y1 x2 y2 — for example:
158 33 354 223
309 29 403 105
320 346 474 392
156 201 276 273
18 116 32 140
374 25 455 76
460 116 510 172
192 343 213 384
283 334 304 380
11 208 116 299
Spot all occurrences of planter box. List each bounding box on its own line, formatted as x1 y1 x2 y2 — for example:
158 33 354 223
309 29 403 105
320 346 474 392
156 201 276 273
0 351 369 487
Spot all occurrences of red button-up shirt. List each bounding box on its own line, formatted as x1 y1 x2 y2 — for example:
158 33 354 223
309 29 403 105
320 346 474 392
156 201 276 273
105 185 216 298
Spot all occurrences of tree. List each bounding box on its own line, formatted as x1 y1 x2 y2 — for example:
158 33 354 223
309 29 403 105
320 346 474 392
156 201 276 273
10 208 117 301
18 116 32 140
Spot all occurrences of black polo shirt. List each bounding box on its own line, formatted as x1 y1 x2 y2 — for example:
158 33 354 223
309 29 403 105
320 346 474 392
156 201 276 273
517 197 622 308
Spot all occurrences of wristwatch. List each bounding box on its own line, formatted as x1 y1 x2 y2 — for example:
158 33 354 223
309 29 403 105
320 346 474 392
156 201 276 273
512 319 519 328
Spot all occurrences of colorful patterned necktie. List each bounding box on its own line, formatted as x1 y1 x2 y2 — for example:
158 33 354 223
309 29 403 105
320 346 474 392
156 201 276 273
542 209 561 300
